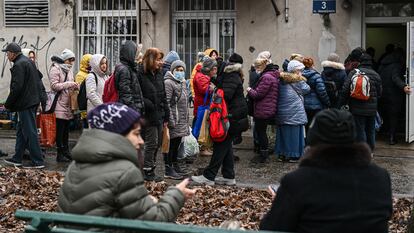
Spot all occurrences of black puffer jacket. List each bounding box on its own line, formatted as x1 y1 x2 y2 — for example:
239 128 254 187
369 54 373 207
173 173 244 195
377 52 406 106
5 54 41 112
321 60 347 108
117 41 145 115
138 64 170 126
260 143 392 233
217 63 248 136
338 57 382 116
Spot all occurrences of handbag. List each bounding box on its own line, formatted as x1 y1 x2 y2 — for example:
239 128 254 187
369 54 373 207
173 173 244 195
161 125 170 153
36 113 56 147
44 72 68 114
192 89 210 139
198 110 212 148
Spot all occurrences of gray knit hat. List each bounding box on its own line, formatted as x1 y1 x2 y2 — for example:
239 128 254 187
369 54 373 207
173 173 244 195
170 60 186 72
327 53 340 63
201 57 217 74
61 49 75 61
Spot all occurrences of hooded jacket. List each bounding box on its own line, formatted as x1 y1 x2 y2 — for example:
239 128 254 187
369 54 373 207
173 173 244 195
5 54 42 112
58 129 185 221
276 72 310 125
86 54 109 113
377 52 406 106
164 71 190 139
321 60 347 107
117 41 145 115
75 54 92 84
303 68 330 110
193 68 212 117
247 64 280 120
190 48 219 100
260 143 392 233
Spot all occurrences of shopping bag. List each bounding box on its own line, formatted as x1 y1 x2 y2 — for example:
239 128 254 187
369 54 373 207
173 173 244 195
192 90 210 139
177 127 200 160
161 126 170 153
70 90 79 111
198 110 212 147
36 113 56 147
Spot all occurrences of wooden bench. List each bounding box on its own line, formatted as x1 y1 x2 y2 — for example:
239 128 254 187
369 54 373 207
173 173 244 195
15 209 287 233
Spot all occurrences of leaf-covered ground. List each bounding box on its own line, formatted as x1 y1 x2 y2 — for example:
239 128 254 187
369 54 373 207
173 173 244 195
0 167 412 232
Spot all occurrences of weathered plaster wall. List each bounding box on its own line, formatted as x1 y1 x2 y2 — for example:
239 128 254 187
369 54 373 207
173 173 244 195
0 0 75 101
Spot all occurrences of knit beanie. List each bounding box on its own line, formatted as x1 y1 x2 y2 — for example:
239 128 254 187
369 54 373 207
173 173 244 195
61 49 75 61
87 103 141 135
327 53 340 62
287 60 305 73
228 53 243 64
307 109 356 146
197 52 206 62
257 51 272 63
170 60 186 72
201 57 217 74
164 51 180 65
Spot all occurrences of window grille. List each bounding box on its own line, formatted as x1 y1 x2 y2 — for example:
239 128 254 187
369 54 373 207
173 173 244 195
4 0 49 27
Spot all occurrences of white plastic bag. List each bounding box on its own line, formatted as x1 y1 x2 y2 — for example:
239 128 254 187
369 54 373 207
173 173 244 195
178 127 199 160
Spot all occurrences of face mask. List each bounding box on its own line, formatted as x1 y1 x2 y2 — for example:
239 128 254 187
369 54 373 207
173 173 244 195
173 71 185 81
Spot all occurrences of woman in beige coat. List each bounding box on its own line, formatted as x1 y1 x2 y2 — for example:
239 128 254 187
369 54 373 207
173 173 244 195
49 49 79 162
86 54 109 113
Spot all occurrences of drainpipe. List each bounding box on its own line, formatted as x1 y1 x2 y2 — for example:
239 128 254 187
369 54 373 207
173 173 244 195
138 0 142 43
285 0 289 23
270 0 281 16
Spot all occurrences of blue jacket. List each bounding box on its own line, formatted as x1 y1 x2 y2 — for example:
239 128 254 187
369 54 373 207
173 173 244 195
303 68 330 111
276 72 310 125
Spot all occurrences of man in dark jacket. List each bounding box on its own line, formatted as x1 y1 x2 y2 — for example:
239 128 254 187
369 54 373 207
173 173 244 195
378 48 411 145
338 53 382 152
3 43 44 168
321 53 347 108
117 40 145 115
260 109 392 233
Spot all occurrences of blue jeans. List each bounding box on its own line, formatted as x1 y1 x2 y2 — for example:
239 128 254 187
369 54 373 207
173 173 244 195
12 106 44 165
353 115 376 151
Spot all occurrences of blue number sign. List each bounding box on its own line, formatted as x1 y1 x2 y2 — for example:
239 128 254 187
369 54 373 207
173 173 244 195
313 0 336 14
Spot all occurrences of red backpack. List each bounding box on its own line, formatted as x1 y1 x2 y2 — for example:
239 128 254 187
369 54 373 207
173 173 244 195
103 65 121 103
350 69 370 101
209 88 230 142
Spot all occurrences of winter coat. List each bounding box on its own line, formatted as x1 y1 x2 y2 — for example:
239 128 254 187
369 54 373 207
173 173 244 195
338 61 382 117
303 68 330 110
5 54 42 112
276 72 310 125
193 69 211 117
218 63 248 136
86 54 109 113
377 53 406 107
248 65 260 87
58 129 185 221
164 71 190 139
138 64 170 126
247 64 280 120
260 143 392 233
75 54 92 84
49 62 76 120
117 41 145 115
321 60 347 107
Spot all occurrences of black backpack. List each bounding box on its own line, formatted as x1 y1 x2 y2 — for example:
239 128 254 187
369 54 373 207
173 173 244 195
78 73 97 111
324 77 338 104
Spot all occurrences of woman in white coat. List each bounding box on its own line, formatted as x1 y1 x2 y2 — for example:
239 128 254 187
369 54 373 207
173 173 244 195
86 54 109 113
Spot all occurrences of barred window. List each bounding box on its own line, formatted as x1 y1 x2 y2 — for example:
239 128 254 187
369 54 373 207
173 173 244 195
4 0 49 27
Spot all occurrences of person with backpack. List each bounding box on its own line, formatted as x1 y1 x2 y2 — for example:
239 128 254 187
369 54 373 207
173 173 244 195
138 48 170 182
302 57 330 133
247 52 279 164
337 53 382 153
275 60 310 163
344 47 364 75
321 53 347 108
85 54 109 113
117 40 145 115
191 53 248 186
163 60 190 180
48 49 79 162
75 54 92 127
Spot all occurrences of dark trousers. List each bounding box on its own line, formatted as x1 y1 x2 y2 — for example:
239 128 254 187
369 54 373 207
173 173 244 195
56 119 70 149
164 137 182 166
203 135 235 180
12 106 44 164
143 125 162 169
255 118 270 150
354 115 376 151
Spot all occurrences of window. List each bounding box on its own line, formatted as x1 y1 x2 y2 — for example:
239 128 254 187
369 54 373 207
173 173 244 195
4 0 49 27
77 0 137 70
172 0 236 78
366 0 414 17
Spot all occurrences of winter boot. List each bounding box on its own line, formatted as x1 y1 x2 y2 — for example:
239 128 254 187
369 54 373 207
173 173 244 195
389 134 397 145
250 149 268 164
164 165 183 180
56 147 71 162
144 168 164 182
173 162 191 176
253 142 260 154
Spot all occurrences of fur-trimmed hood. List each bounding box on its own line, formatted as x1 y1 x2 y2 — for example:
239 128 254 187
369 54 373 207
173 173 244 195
279 72 306 83
321 60 345 70
224 63 242 73
300 143 372 168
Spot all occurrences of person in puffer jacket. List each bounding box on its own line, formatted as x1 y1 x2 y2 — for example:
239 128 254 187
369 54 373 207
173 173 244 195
75 54 92 127
58 103 195 225
321 53 347 108
302 57 330 133
275 60 310 162
85 54 109 113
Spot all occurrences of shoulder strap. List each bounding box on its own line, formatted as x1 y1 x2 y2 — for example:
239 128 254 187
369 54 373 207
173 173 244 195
91 72 98 86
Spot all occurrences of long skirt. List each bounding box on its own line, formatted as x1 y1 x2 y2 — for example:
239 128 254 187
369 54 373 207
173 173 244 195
275 124 305 159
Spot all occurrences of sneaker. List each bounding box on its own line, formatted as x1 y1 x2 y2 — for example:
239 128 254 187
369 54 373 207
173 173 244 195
277 155 287 162
215 177 236 186
199 148 213 157
191 175 214 186
22 162 45 169
4 158 22 167
164 166 183 180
